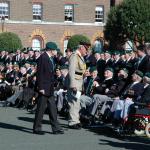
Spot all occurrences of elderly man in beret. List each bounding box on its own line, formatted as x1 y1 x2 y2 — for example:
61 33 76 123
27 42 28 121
56 65 70 112
33 42 64 135
67 41 90 129
139 72 150 104
129 72 150 115
111 70 145 121
89 67 114 117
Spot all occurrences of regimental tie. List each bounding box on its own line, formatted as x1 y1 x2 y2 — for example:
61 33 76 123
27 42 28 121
86 78 94 96
50 57 55 71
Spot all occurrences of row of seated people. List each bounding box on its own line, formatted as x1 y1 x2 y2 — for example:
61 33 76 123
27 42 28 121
81 68 150 126
0 63 37 109
55 65 150 127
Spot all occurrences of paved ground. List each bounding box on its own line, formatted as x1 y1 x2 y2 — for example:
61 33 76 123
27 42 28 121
0 107 150 150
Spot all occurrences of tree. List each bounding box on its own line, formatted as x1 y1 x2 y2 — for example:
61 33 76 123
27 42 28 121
0 32 23 52
104 0 150 49
67 34 91 50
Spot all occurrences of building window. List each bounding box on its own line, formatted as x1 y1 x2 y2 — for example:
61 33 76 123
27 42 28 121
0 2 9 20
95 6 104 23
64 5 74 22
32 38 42 51
33 4 42 20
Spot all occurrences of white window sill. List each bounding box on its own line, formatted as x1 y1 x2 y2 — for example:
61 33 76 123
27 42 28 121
95 22 104 25
64 21 73 23
32 20 42 22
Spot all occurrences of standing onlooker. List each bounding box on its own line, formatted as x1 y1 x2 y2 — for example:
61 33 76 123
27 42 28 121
33 42 64 135
135 45 150 74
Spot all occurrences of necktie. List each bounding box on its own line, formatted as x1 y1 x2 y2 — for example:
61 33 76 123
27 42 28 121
86 78 94 96
50 57 54 71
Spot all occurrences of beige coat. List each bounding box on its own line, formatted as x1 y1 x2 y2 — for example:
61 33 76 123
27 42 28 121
68 51 86 91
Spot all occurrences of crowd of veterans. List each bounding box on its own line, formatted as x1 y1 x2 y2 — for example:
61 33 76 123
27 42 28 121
0 42 150 131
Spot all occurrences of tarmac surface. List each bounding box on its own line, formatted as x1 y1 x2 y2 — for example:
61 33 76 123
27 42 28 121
0 107 150 150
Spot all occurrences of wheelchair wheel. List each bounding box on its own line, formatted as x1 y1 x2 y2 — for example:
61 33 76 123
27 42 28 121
145 123 150 138
134 118 145 136
134 129 145 135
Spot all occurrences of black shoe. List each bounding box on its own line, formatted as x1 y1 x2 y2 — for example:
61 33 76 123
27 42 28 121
69 123 82 129
33 130 45 135
19 105 26 110
52 129 64 135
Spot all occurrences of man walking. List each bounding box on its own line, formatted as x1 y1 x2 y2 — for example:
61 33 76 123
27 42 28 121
68 41 90 129
33 42 64 135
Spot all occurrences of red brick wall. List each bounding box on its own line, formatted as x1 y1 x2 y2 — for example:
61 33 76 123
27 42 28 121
2 0 110 51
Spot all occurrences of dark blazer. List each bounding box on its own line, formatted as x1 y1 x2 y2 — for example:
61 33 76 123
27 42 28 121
124 58 137 78
107 77 127 98
140 85 150 104
122 82 144 100
62 73 70 90
93 78 114 95
36 52 54 96
105 59 113 68
136 55 150 74
96 59 105 81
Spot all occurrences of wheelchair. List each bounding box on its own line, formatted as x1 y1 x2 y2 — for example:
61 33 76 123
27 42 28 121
88 100 150 138
117 102 150 137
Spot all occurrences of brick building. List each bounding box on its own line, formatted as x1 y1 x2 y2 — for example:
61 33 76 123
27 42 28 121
0 0 122 53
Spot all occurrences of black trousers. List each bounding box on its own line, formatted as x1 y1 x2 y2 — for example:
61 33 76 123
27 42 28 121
33 94 60 132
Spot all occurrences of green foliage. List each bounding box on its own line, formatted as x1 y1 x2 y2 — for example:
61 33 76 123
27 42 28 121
105 0 150 49
0 32 23 52
67 34 91 50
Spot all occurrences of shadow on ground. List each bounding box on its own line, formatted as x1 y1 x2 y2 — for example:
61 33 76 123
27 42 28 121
0 122 33 134
18 116 69 130
86 126 150 150
18 116 50 124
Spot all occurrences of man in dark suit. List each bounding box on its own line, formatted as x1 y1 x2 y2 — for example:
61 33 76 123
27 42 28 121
89 67 114 116
94 50 105 82
112 51 124 81
138 72 150 104
135 45 150 74
128 72 150 115
104 51 112 68
33 42 64 135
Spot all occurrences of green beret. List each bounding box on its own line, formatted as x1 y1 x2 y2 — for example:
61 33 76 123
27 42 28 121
120 68 129 74
45 42 58 51
27 47 33 51
113 51 120 55
60 65 69 70
144 72 150 78
105 51 111 55
134 70 143 78
120 51 125 55
25 61 31 65
30 62 37 66
125 50 132 54
89 66 97 73
105 67 114 73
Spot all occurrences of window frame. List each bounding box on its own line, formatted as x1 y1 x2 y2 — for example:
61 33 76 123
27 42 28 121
32 3 43 21
0 2 9 20
32 36 44 51
95 5 104 23
64 4 74 22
